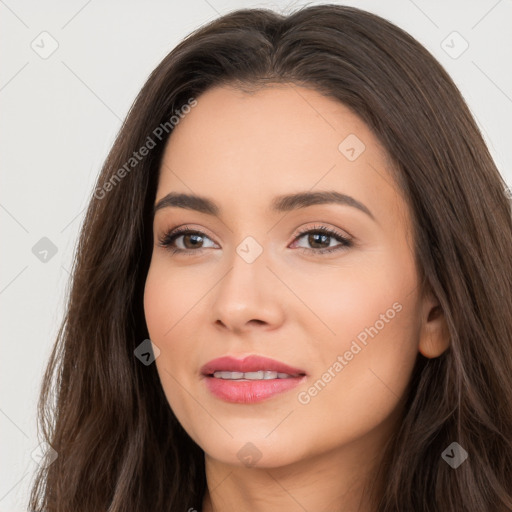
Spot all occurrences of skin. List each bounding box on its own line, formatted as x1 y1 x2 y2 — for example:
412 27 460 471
143 83 450 512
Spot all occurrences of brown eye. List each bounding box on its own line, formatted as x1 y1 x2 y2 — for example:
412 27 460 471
158 226 217 254
180 232 205 249
306 232 331 249
291 225 353 255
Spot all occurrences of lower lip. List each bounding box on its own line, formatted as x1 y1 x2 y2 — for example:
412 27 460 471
203 375 306 404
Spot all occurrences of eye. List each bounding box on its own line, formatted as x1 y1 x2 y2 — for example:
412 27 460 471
157 223 353 255
157 225 217 255
291 224 353 255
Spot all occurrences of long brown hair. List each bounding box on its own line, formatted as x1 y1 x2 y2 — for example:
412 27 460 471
29 4 512 511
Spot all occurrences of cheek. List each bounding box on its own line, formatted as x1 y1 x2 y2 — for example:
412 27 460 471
142 262 195 381
143 260 201 434
292 251 420 441
143 264 167 339
300 308 419 450
143 259 198 341
284 247 417 356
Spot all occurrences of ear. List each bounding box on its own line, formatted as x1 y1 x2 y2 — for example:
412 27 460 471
418 292 450 359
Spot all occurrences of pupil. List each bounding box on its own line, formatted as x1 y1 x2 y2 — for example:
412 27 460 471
310 233 329 248
185 234 202 248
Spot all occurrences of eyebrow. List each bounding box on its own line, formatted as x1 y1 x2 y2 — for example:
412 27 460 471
153 190 375 221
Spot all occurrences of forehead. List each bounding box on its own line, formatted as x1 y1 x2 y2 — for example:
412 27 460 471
156 84 408 229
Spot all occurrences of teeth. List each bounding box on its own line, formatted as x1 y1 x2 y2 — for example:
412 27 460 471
212 370 296 380
215 371 245 379
244 371 268 379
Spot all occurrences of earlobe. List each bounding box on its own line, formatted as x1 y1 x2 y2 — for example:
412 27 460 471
418 302 451 359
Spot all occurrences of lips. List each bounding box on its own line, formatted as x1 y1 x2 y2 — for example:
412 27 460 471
200 355 307 377
200 355 307 404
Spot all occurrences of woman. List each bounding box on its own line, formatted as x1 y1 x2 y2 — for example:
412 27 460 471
29 4 512 511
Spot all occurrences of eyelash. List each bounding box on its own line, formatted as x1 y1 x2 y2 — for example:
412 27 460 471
157 224 353 256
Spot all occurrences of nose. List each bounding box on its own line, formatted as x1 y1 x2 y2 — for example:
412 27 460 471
210 243 285 335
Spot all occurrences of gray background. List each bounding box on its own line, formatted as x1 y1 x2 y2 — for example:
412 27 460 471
1 0 511 510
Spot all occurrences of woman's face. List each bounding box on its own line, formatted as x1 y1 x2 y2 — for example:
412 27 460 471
144 83 440 470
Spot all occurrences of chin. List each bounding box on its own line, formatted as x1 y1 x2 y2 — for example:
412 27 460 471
198 430 307 469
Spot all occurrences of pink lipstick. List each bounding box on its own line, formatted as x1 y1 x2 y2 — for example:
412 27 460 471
200 355 307 404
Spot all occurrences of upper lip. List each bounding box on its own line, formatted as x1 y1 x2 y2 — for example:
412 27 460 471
200 355 307 376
